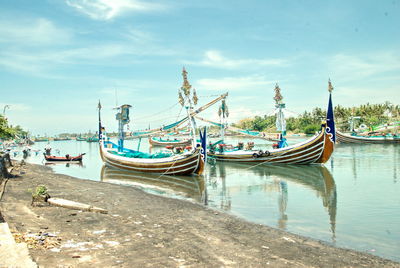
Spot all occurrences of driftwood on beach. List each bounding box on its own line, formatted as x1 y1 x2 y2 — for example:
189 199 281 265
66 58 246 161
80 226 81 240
47 198 108 214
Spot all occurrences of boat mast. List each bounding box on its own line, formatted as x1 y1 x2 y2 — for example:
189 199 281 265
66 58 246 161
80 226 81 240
274 83 287 148
116 104 132 152
218 98 229 141
179 67 197 147
98 100 102 140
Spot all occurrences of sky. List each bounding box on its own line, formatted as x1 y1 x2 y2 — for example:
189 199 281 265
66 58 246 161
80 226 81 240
1 0 399 136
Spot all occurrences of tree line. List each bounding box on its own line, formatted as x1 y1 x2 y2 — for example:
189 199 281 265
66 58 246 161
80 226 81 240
231 102 400 135
0 115 28 139
2 102 399 139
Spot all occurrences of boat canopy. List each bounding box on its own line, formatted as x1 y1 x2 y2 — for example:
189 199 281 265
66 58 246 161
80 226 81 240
105 141 173 159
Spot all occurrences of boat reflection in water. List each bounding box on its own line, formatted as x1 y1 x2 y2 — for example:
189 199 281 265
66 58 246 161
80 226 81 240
100 165 206 203
209 162 337 240
44 162 84 168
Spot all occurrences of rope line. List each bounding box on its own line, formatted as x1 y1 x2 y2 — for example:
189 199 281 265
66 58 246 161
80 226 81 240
134 102 180 122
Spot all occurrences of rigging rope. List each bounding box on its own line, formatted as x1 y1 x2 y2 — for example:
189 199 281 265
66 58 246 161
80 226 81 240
134 102 180 122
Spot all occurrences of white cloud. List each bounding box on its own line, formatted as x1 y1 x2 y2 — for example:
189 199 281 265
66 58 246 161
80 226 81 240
66 0 165 20
123 28 156 43
197 105 265 125
0 18 72 46
0 103 31 113
186 50 288 69
324 51 400 107
196 75 275 91
334 85 400 107
0 42 174 77
329 52 400 81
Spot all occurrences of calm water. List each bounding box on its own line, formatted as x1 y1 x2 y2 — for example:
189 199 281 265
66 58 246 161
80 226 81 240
16 137 400 262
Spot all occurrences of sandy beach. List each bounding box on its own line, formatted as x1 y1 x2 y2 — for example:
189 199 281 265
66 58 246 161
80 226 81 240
1 161 399 267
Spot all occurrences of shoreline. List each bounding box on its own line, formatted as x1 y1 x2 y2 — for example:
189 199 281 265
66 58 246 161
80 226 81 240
1 162 399 267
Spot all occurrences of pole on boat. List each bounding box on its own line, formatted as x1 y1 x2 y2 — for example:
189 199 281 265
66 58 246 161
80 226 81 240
326 79 336 144
179 67 198 148
274 83 288 148
98 100 102 140
116 104 132 152
218 98 229 142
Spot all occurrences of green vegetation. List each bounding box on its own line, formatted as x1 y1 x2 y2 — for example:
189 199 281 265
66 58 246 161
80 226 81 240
32 185 48 197
0 115 28 139
232 102 400 134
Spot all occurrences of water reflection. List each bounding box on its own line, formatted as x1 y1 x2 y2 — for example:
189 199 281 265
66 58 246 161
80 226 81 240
22 140 399 261
335 143 400 183
100 165 206 203
208 163 337 240
44 162 84 168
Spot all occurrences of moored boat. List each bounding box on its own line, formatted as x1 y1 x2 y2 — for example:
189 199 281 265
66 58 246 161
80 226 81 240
148 136 191 147
336 131 400 144
44 153 85 162
33 137 49 142
208 80 336 165
86 136 99 142
99 138 204 175
98 70 212 175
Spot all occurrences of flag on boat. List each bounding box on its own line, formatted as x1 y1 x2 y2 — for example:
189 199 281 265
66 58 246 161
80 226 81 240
199 127 207 162
326 82 336 143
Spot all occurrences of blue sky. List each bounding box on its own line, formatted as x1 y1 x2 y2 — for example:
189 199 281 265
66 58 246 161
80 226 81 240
1 0 399 135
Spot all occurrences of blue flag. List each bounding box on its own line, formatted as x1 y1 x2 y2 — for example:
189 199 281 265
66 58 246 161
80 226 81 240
326 93 336 143
199 127 207 161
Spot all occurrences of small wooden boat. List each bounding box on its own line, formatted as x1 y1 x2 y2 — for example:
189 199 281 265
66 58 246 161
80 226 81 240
33 137 49 142
336 131 400 144
86 136 99 142
148 136 191 147
208 80 336 165
98 100 204 175
100 138 203 175
53 137 71 141
44 153 85 162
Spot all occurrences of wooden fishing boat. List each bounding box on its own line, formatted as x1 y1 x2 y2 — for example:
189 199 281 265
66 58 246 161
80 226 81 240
86 136 99 142
100 165 205 202
336 131 400 144
148 136 191 147
53 137 71 141
99 138 204 175
208 81 336 165
33 137 49 142
44 153 85 162
97 69 229 175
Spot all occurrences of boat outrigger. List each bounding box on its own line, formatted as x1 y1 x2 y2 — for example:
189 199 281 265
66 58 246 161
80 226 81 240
207 80 336 165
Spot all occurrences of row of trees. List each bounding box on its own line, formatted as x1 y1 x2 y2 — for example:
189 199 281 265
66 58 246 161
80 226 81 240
0 115 28 140
232 102 400 135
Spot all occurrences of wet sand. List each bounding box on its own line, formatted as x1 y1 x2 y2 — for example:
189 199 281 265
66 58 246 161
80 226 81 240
1 162 399 267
